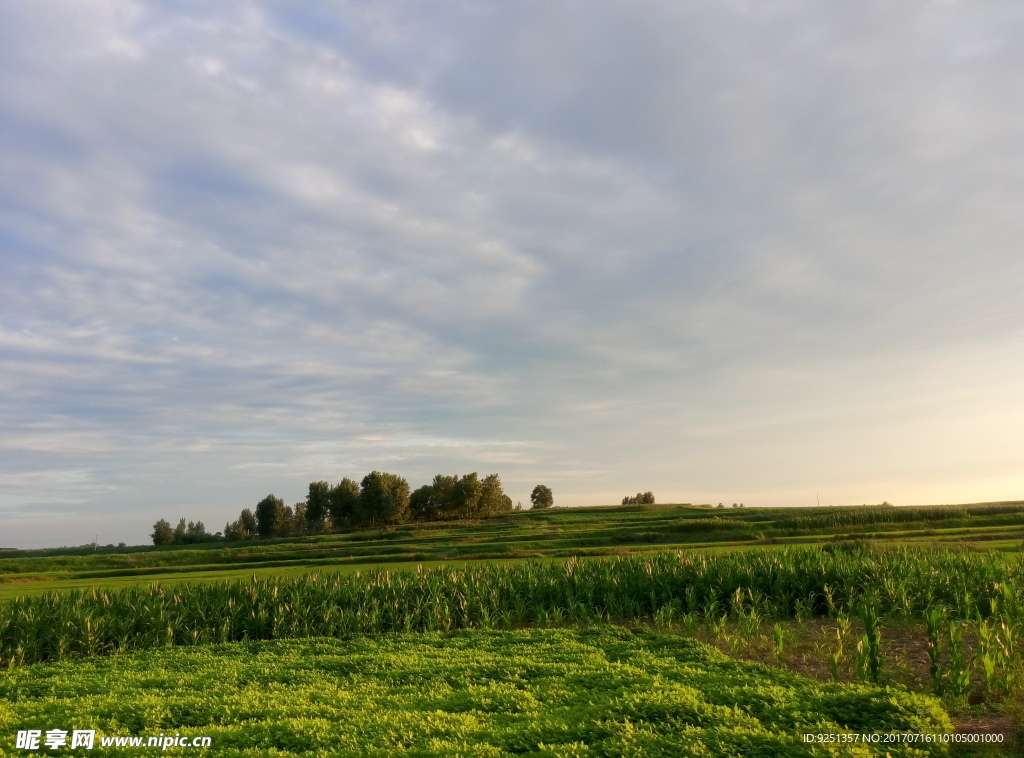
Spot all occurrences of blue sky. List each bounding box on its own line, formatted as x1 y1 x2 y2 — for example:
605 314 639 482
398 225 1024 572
1 1 1022 548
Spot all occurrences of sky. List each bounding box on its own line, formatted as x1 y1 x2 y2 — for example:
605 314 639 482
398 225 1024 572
1 1 1022 549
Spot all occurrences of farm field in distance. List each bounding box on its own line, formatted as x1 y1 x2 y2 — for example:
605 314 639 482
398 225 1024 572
4 501 1024 755
2 500 1023 599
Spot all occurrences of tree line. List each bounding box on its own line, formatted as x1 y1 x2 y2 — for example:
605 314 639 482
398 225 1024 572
152 472 556 545
621 491 656 505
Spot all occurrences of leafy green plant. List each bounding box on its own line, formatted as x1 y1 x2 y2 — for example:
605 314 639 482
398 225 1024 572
945 621 972 700
772 622 787 666
0 627 954 758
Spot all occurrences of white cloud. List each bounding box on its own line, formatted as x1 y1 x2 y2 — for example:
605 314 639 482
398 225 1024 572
0 0 1021 547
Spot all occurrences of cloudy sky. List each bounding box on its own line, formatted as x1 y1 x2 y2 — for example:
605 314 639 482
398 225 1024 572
1 1 1022 548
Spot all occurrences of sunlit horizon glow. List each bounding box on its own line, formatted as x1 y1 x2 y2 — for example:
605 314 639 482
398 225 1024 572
1 1 1021 548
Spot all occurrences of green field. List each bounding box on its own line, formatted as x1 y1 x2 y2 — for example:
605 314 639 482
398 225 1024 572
0 626 952 757
2 501 1022 600
3 502 1024 754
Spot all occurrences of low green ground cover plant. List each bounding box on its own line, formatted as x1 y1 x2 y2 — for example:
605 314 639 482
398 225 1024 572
0 627 952 757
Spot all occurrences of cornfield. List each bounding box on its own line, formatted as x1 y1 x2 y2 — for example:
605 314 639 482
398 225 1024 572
2 546 1022 668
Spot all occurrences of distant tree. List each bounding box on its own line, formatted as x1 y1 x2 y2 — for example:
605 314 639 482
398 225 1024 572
359 471 410 526
305 480 331 532
328 478 361 530
453 472 483 518
292 502 306 534
409 484 434 521
173 518 187 542
430 474 459 520
255 494 286 537
622 492 654 505
515 501 523 511
531 484 554 509
456 471 487 518
151 519 174 546
239 508 258 537
478 473 512 516
224 520 241 541
280 505 295 537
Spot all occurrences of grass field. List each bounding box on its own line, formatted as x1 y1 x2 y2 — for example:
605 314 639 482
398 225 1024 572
0 626 953 757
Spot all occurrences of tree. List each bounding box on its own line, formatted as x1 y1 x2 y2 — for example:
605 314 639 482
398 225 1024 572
429 474 459 520
255 494 286 537
292 502 306 534
453 472 483 518
622 491 655 505
409 484 434 521
172 519 214 545
151 519 174 546
328 478 360 530
224 520 242 541
239 508 258 537
280 505 295 536
305 480 330 532
359 471 410 526
531 484 554 509
479 473 512 516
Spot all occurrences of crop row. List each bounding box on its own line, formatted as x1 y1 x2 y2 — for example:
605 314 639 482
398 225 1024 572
2 546 1022 667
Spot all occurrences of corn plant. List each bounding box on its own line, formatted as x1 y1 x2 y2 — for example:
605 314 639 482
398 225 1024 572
858 604 883 684
923 606 945 695
772 622 787 666
945 621 972 700
3 547 1024 668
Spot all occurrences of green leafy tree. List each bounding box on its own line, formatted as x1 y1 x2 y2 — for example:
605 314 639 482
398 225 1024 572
359 471 411 526
328 478 361 530
531 484 554 509
409 484 434 521
622 491 655 505
453 472 484 518
239 508 258 536
151 519 174 546
479 473 512 516
255 494 286 537
173 520 214 545
430 474 459 520
305 480 330 532
280 505 296 536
